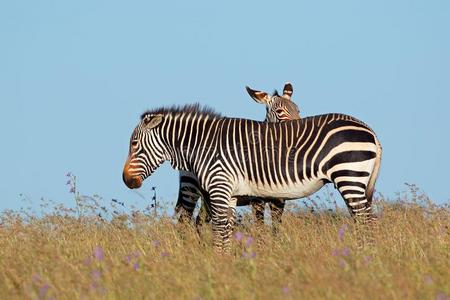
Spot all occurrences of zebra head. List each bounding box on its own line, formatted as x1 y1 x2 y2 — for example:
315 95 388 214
246 82 300 122
123 114 166 189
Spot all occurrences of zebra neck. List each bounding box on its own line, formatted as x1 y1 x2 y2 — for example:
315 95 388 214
160 113 217 174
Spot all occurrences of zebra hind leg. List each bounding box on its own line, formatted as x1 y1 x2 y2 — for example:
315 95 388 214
195 195 212 236
269 199 285 236
251 198 265 227
175 184 201 224
337 187 377 249
175 186 201 242
352 199 375 248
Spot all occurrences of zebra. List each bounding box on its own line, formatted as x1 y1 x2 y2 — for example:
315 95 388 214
175 83 301 231
123 103 382 252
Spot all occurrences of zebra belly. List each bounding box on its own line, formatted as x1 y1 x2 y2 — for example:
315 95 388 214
234 178 325 200
235 197 252 206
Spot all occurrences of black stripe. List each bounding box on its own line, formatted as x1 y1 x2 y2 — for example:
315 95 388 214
347 196 367 202
242 120 254 182
279 122 289 183
288 122 300 180
254 124 265 184
250 122 259 183
336 181 366 189
331 170 370 181
322 150 377 174
327 119 370 130
340 190 365 196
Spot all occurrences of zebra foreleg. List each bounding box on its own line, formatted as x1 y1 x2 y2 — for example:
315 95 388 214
210 210 228 253
208 185 235 253
222 198 237 252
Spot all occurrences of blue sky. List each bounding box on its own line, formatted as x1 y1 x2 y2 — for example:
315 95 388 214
1 0 449 213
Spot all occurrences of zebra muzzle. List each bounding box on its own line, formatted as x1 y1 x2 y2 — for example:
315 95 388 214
122 167 143 189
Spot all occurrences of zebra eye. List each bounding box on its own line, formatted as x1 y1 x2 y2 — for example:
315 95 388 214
131 140 139 147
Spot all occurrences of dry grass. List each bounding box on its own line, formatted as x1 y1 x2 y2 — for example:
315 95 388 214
0 184 448 300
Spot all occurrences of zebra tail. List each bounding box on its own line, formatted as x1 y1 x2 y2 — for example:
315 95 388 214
366 136 382 203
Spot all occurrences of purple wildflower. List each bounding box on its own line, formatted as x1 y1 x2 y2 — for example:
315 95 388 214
332 247 350 265
66 172 72 177
93 246 104 261
39 283 50 298
338 224 348 241
424 275 433 285
66 180 71 185
341 247 350 257
245 236 254 247
242 251 256 259
234 231 243 241
133 262 139 271
69 187 76 194
161 251 169 257
282 286 289 295
152 240 160 247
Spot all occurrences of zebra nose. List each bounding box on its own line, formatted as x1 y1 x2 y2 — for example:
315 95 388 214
122 168 142 189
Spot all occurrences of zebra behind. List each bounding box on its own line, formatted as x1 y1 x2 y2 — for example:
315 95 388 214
175 83 301 229
123 105 382 252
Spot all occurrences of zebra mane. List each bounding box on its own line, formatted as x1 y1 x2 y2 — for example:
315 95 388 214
141 103 223 120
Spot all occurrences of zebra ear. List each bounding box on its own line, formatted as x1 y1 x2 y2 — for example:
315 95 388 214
282 82 293 100
245 86 270 104
143 114 164 130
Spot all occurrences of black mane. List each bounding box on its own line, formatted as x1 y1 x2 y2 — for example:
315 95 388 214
141 103 222 120
272 89 279 96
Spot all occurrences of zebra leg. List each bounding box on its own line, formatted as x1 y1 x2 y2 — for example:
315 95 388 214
208 184 234 253
175 172 203 224
195 193 212 234
337 186 376 248
222 197 237 252
175 193 195 224
269 198 285 235
250 198 265 227
353 202 377 249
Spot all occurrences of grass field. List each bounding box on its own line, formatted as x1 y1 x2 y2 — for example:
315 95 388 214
0 182 448 300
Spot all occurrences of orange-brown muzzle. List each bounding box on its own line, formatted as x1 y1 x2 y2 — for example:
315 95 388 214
122 160 143 189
